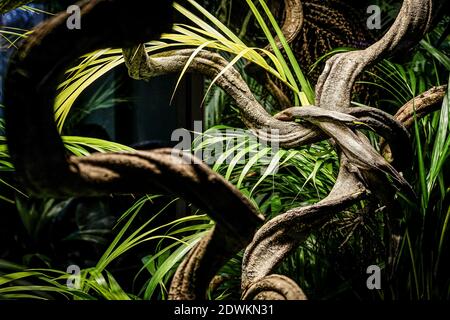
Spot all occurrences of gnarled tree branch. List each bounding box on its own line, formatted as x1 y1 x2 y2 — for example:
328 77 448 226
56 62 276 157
4 0 264 300
4 0 447 301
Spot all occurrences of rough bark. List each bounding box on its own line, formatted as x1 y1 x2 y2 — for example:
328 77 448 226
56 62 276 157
242 0 444 296
3 0 448 301
4 0 264 301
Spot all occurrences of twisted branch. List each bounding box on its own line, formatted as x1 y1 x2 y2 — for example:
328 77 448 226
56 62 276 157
394 85 448 128
4 0 447 301
241 0 444 297
244 0 304 107
4 0 264 300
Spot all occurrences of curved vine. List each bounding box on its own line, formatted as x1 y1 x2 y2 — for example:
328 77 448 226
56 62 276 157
3 0 448 300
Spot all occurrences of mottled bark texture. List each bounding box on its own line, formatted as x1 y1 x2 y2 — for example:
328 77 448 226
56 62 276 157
4 0 265 301
4 0 448 300
243 0 445 296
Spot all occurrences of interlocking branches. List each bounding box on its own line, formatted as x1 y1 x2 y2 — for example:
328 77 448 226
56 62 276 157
3 0 448 300
0 0 38 13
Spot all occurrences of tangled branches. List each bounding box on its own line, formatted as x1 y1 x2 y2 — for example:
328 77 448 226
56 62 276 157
4 0 449 300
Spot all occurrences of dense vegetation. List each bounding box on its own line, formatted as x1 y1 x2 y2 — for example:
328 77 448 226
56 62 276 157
0 0 449 300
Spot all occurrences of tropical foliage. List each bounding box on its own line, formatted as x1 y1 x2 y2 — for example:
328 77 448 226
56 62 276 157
0 0 449 300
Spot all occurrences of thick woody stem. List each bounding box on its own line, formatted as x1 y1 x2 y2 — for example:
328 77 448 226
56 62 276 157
4 0 264 301
394 85 447 128
241 159 367 291
4 0 447 301
242 0 445 298
380 85 448 160
122 46 413 187
316 0 438 111
123 45 322 148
